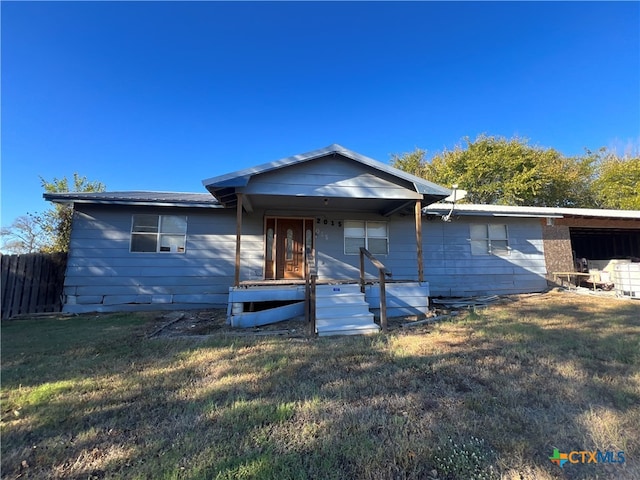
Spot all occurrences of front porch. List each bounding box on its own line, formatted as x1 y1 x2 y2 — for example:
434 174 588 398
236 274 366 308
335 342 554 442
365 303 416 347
201 145 450 335
227 277 430 336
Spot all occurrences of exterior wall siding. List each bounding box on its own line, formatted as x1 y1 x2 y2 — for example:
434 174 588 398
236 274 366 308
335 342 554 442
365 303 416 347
63 205 240 313
243 156 421 199
423 216 548 297
315 213 419 281
62 204 550 313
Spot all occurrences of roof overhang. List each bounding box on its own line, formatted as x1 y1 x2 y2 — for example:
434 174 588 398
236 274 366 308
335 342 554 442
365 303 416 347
424 203 640 220
202 144 451 214
43 192 223 209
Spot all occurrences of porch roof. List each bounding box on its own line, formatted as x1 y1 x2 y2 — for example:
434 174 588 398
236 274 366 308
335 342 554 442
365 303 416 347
202 144 451 211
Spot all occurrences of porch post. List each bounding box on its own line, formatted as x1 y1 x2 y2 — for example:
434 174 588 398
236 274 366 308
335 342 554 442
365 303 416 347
234 193 243 287
415 200 424 282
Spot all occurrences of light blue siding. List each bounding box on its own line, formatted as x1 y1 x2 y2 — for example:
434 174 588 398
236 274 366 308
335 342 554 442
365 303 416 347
63 205 240 313
423 216 548 296
62 204 549 314
365 282 430 317
266 210 421 281
242 157 421 200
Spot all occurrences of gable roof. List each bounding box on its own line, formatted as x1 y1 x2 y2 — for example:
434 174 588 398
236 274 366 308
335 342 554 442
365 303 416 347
202 144 451 203
44 146 451 215
43 191 222 208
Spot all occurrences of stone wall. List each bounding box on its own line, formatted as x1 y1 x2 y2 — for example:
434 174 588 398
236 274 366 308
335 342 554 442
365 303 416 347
541 221 574 284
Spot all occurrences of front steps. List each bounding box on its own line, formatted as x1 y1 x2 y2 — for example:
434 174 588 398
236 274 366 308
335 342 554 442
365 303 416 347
315 284 380 336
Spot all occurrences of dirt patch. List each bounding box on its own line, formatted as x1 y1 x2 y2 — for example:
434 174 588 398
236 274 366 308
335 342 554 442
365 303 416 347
149 292 612 339
146 308 462 339
148 309 310 338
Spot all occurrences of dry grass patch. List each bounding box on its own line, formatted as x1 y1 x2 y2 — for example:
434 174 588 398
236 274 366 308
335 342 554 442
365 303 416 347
2 293 639 479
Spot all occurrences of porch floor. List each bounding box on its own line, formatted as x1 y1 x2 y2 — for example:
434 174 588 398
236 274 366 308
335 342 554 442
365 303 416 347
239 279 359 287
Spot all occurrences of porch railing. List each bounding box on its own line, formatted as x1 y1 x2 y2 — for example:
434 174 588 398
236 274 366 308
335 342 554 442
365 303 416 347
359 247 392 332
304 249 317 336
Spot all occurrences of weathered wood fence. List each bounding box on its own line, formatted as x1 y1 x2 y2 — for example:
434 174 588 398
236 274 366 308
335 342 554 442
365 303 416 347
1 253 67 319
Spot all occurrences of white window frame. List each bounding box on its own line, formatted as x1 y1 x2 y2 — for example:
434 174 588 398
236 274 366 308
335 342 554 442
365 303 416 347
344 220 389 255
470 224 510 256
130 215 187 253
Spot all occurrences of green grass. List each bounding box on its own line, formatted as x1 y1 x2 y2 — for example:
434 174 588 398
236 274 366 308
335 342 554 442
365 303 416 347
1 293 639 480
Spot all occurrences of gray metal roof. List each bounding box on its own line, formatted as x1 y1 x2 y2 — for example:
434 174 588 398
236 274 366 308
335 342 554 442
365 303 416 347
45 145 453 213
424 203 640 219
202 144 451 198
43 191 222 208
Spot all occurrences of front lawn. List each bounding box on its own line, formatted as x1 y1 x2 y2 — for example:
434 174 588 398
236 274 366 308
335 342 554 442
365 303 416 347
1 292 638 479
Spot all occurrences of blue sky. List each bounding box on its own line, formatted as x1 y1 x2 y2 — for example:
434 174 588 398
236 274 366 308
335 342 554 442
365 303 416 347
2 1 639 228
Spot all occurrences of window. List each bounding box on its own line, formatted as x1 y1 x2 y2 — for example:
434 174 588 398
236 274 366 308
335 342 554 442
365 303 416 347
131 215 187 253
344 220 388 255
470 224 509 256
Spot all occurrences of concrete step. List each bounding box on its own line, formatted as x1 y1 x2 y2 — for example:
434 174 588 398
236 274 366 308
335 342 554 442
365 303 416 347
316 304 371 319
315 310 374 321
316 316 381 336
317 326 381 337
314 284 379 336
316 294 367 306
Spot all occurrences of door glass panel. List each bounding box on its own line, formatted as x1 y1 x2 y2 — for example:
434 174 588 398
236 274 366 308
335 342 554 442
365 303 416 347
305 229 313 254
266 228 274 261
286 229 293 260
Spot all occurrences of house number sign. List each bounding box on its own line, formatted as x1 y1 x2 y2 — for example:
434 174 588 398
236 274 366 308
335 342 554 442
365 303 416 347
316 217 342 227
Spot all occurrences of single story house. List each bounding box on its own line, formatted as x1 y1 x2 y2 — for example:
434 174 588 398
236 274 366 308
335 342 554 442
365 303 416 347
45 145 640 334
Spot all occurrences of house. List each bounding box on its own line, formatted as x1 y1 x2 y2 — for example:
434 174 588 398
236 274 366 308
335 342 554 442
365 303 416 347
44 145 640 334
424 203 640 296
46 145 453 335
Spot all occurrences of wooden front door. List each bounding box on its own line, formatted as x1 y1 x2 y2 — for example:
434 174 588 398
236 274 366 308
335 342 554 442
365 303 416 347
265 218 314 280
277 219 304 279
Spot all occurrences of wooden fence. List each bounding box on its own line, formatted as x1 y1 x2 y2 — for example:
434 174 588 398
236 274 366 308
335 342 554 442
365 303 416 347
1 253 67 319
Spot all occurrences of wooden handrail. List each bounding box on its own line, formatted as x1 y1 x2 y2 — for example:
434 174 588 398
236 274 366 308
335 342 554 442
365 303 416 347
359 247 391 332
359 247 391 276
305 249 317 336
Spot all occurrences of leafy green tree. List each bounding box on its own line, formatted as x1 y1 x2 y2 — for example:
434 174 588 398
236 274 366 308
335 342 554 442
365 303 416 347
592 152 640 210
392 135 597 207
390 148 429 179
38 173 106 252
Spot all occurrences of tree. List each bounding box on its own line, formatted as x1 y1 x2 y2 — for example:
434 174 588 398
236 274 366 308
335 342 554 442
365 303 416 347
0 215 46 254
389 148 429 179
38 173 106 252
592 152 640 210
392 135 597 207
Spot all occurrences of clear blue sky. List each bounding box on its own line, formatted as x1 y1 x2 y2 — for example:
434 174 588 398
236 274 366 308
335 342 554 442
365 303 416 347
2 1 639 228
